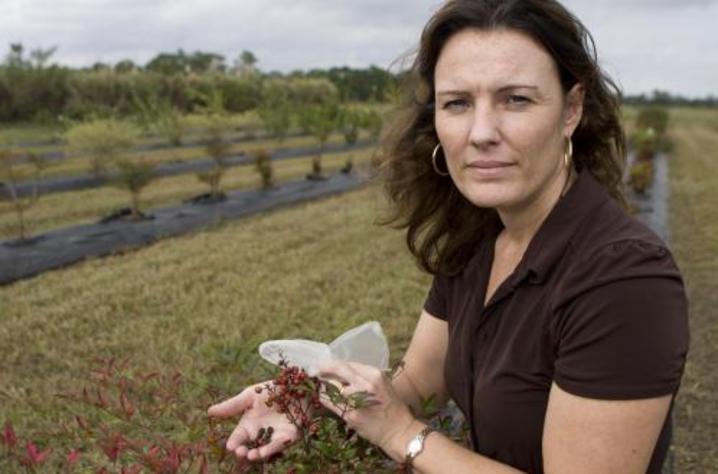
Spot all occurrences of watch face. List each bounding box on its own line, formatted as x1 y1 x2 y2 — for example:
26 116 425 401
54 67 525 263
408 437 423 456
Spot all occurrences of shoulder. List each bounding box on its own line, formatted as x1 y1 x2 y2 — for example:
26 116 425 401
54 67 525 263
550 230 689 399
554 199 683 306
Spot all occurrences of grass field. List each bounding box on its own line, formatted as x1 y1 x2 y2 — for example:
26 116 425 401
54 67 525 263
0 180 428 434
0 106 716 472
666 107 718 472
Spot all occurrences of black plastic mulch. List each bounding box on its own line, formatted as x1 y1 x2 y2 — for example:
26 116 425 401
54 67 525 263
0 172 365 285
628 152 670 244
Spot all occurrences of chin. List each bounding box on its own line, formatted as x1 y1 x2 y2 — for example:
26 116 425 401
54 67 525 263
456 182 521 210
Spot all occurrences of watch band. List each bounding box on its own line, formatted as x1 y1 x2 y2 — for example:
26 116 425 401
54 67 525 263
404 425 434 469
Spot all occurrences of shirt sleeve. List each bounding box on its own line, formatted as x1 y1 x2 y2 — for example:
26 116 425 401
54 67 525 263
423 272 449 321
552 240 689 400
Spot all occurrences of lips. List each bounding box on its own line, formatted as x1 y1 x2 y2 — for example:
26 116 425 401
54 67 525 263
466 161 515 169
463 160 516 178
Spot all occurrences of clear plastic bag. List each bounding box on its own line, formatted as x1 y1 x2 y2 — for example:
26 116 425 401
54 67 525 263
258 321 390 376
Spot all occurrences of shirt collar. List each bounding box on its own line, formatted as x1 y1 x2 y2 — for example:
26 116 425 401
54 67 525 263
512 170 614 284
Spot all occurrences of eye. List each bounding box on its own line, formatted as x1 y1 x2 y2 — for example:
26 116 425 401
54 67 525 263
442 99 470 112
506 95 531 106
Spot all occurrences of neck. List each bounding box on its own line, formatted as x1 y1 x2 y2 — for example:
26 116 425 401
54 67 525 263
496 166 576 249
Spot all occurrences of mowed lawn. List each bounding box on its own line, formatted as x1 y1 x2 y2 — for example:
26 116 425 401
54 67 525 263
667 107 718 473
0 182 430 435
0 106 716 471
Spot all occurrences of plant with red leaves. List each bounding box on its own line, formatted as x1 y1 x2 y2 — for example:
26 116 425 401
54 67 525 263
1 356 468 473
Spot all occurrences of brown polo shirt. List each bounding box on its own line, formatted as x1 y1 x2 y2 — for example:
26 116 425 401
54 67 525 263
424 170 689 473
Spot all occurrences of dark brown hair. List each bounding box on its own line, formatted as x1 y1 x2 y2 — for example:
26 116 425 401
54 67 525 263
376 0 626 276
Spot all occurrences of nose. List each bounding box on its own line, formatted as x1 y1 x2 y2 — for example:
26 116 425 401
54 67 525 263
468 103 501 149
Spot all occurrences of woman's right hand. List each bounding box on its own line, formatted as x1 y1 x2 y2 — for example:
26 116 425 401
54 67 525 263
207 381 302 461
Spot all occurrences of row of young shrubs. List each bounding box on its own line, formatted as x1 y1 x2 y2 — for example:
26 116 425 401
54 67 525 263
1 100 382 242
627 106 671 194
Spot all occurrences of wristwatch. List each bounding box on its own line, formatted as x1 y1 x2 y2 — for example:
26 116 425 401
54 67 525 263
404 425 434 469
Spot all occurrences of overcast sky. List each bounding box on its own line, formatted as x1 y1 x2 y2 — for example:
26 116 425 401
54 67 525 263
1 0 716 98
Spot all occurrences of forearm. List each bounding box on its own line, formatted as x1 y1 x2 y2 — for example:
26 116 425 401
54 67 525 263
392 368 424 414
392 367 447 416
392 362 450 418
385 419 525 474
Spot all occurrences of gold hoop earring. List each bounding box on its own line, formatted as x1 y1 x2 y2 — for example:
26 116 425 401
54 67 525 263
432 144 450 176
564 137 573 168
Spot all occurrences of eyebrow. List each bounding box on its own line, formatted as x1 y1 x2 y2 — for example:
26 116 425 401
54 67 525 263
436 84 539 97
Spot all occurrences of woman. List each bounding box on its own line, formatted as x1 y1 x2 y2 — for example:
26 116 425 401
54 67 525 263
209 1 689 472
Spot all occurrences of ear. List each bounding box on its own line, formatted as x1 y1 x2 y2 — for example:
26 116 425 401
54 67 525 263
563 83 585 137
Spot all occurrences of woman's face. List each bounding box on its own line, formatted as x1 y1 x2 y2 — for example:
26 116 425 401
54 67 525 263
434 28 583 213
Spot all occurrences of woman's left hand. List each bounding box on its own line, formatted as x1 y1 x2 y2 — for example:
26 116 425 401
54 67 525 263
317 360 417 454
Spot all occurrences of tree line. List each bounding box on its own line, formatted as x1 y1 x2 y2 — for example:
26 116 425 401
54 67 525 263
0 44 400 123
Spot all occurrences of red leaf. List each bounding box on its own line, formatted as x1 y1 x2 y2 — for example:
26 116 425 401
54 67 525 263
162 450 181 472
96 388 110 409
66 449 81 464
2 421 17 449
141 371 160 382
198 454 209 474
76 415 90 431
101 434 126 462
120 392 135 419
25 441 52 465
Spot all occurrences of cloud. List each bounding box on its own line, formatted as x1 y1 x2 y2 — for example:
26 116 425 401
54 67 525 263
0 0 714 97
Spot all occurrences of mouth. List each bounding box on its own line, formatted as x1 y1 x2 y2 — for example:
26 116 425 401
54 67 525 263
464 160 516 177
466 160 515 169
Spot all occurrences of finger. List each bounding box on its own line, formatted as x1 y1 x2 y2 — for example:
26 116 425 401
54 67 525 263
318 385 349 418
234 444 249 459
249 432 296 461
317 360 364 386
344 361 384 378
208 386 256 418
343 362 393 396
226 424 251 452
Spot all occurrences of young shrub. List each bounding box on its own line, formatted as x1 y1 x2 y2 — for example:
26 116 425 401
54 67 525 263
300 102 342 180
197 116 229 200
112 158 155 220
195 112 232 201
628 160 654 194
339 106 362 146
254 149 274 189
340 157 353 174
65 118 138 177
636 106 669 137
188 88 235 202
631 127 659 162
362 109 384 141
0 149 47 243
258 81 293 144
338 106 364 175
